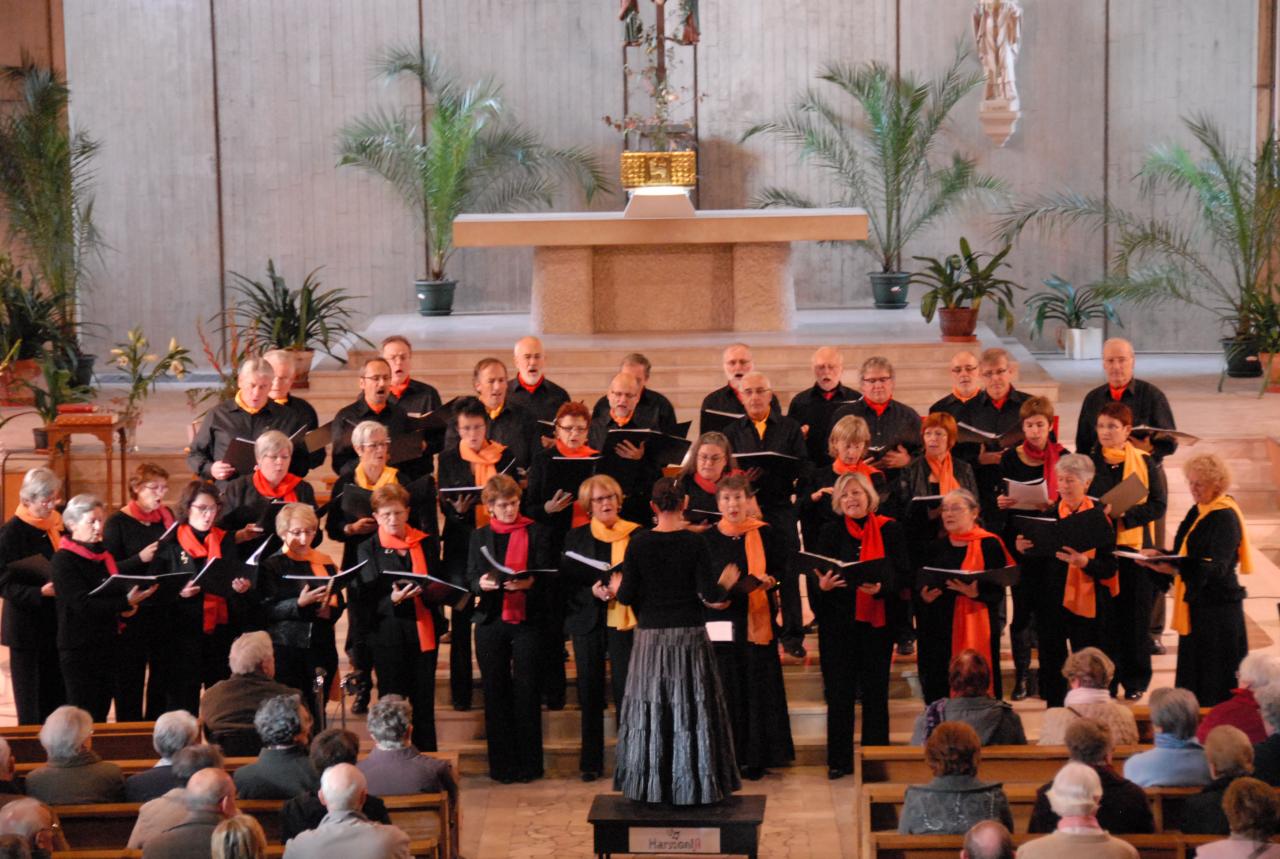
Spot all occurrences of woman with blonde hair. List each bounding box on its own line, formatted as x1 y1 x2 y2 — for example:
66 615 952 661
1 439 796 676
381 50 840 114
1138 452 1249 705
211 813 266 859
797 414 885 548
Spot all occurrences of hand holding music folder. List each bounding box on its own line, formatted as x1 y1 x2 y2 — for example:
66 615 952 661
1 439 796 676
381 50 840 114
917 564 1020 589
5 554 53 583
1014 508 1113 557
89 572 189 597
1099 473 1148 518
380 568 473 610
1131 425 1200 447
304 422 334 454
734 450 802 488
548 455 601 496
223 437 258 476
957 422 1024 450
1004 478 1051 510
340 485 374 522
603 426 692 466
283 560 366 588
479 546 556 580
700 409 744 435
789 550 888 586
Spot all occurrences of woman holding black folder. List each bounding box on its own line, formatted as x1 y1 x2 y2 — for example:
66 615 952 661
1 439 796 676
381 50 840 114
467 473 553 783
53 494 159 720
893 413 979 567
1013 454 1117 707
559 474 640 782
702 473 794 780
1087 401 1167 701
676 432 738 529
799 415 885 549
813 471 909 775
439 398 517 712
219 430 317 562
915 488 1014 703
149 480 252 714
259 502 344 724
356 484 450 751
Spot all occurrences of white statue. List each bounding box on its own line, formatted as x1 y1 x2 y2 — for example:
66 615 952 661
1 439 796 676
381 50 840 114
973 0 1021 105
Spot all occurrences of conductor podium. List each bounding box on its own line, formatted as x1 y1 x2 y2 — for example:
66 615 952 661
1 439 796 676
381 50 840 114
453 208 867 335
587 794 766 859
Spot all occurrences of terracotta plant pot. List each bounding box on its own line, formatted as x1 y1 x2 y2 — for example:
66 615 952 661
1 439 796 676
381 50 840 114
0 358 40 406
938 307 979 342
289 348 315 389
1259 352 1280 393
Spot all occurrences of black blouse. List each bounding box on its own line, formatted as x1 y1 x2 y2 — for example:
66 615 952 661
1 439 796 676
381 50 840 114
701 524 786 639
617 529 723 629
812 516 911 620
466 522 554 625
1086 451 1168 549
0 518 59 650
51 543 131 651
1173 506 1246 606
258 553 345 651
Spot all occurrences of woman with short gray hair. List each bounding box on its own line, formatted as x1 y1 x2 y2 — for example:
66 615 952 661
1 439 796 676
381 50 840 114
53 494 158 720
217 429 316 564
1123 687 1212 787
0 467 67 723
1198 652 1280 745
25 705 126 804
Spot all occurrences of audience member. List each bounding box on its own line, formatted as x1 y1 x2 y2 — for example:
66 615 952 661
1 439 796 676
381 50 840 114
1017 763 1138 859
1122 687 1211 787
1038 649 1138 746
200 632 300 755
1253 684 1280 785
911 650 1025 746
25 705 124 804
232 695 318 799
140 767 238 859
1199 652 1280 744
1196 777 1280 859
898 722 1013 834
128 744 226 850
0 740 21 806
125 710 200 802
1028 719 1154 834
962 820 1013 859
281 728 391 841
0 798 69 858
359 695 458 797
1182 725 1257 835
0 834 28 859
282 764 411 859
211 812 267 859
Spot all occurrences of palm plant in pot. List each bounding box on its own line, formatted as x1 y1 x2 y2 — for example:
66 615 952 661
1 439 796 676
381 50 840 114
1241 289 1280 396
1024 275 1122 360
0 255 67 404
913 238 1022 341
337 46 610 316
20 349 93 452
999 116 1279 377
740 48 1006 309
228 259 371 386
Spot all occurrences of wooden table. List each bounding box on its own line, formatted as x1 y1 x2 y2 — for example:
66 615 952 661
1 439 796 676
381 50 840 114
587 794 766 858
45 418 127 508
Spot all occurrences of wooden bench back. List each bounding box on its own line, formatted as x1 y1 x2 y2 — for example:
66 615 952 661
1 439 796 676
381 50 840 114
2 723 157 764
50 838 440 859
870 832 1224 859
857 744 1149 784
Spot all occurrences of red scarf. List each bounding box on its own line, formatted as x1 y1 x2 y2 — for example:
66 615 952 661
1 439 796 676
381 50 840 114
1109 385 1128 401
377 526 437 651
178 525 228 634
866 399 890 417
58 537 120 575
990 395 1008 411
252 469 302 501
949 528 1013 695
518 375 542 394
845 515 890 628
490 516 535 623
1020 439 1066 497
125 501 175 527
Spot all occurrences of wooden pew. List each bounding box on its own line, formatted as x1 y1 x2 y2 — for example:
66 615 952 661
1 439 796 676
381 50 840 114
16 755 257 779
857 744 1149 785
2 722 157 764
51 838 440 858
871 832 1198 859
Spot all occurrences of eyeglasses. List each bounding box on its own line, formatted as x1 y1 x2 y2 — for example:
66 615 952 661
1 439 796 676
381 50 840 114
939 504 972 514
981 367 1010 378
361 374 392 383
360 441 391 449
696 452 726 463
862 376 892 385
139 483 168 494
950 365 978 374
189 504 218 514
591 494 618 504
374 508 408 519
556 424 588 434
740 387 771 396
285 528 315 538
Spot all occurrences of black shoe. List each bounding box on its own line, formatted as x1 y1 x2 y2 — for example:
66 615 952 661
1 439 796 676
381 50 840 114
1124 688 1145 701
581 771 600 783
741 767 764 781
545 698 566 711
896 639 915 656
1150 639 1167 655
828 767 848 780
783 642 807 659
1011 677 1028 701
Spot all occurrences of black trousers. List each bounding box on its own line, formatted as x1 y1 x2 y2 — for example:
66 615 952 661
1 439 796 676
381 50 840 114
448 602 475 709
115 609 166 721
762 508 804 645
572 625 634 774
1035 595 1107 707
11 644 65 725
1010 579 1038 677
61 646 115 721
475 620 543 780
275 629 339 729
819 616 892 770
1109 560 1154 695
372 639 440 752
538 578 567 708
201 625 236 691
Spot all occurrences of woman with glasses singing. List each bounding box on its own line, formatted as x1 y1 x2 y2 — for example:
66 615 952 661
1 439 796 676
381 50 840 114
676 432 738 530
219 431 317 564
103 464 174 720
356 483 452 751
150 480 253 713
259 502 345 724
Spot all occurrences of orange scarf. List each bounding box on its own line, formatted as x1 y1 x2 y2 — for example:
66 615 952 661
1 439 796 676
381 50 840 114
1172 495 1254 636
949 528 1013 695
611 410 634 428
926 453 961 495
717 517 772 645
845 514 890 628
377 526 437 651
234 392 263 415
833 459 880 479
389 377 411 399
178 525 228 634
1059 497 1117 618
952 387 978 404
365 397 386 415
591 518 640 631
1101 443 1151 549
252 469 302 501
285 546 340 609
15 504 64 552
460 440 506 528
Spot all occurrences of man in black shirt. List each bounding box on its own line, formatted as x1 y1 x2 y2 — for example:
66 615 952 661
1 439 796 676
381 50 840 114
451 358 536 474
591 353 678 435
725 371 810 657
699 343 780 434
381 335 443 417
832 356 921 485
507 335 570 446
263 349 323 475
929 350 982 417
188 358 298 484
786 346 859 466
589 372 662 525
956 347 1030 531
1075 338 1179 461
331 358 429 482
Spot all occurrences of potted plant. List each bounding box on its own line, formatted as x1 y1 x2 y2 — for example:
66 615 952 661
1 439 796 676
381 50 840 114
20 350 93 452
1024 275 1123 360
228 259 370 386
337 47 610 316
1000 116 1279 377
0 59 103 380
1241 290 1280 395
912 238 1022 341
0 255 67 403
741 48 1005 309
109 326 193 448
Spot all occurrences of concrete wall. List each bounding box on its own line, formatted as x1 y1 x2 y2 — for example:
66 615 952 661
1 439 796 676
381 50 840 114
37 0 1262 355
